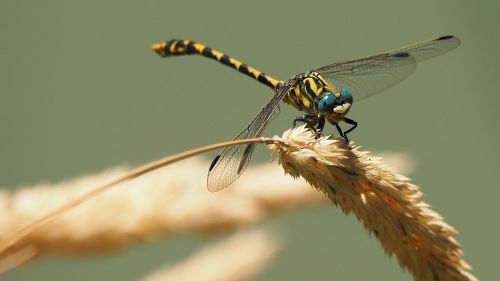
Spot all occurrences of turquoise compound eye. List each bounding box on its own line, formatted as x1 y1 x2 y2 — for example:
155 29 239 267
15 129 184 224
318 93 336 115
341 89 353 103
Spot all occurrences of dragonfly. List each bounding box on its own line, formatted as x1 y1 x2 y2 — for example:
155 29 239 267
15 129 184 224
152 35 461 192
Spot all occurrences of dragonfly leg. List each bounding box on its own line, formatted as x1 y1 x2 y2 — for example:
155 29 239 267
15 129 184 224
316 117 325 136
293 114 322 137
293 116 307 128
293 114 316 128
343 117 358 141
334 123 346 141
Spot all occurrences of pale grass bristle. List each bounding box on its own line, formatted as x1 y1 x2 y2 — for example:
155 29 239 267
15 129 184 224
0 157 326 272
269 126 477 281
140 228 280 281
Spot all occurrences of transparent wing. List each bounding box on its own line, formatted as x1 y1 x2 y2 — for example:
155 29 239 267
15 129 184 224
207 80 295 192
315 35 461 101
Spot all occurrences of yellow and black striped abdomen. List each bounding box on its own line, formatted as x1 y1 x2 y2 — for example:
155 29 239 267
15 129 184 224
153 39 280 90
284 72 333 113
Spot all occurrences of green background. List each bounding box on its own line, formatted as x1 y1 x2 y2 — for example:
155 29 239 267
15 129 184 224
1 0 498 280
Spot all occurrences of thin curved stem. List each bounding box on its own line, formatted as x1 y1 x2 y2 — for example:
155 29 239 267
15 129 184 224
0 137 278 256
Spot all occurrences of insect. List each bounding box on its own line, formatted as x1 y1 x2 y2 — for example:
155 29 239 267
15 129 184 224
153 35 460 191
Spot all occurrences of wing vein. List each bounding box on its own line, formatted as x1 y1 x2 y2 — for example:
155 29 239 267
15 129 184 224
206 80 295 192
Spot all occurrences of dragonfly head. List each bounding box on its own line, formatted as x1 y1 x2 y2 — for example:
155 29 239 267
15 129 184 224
339 89 353 104
318 89 353 115
318 92 336 115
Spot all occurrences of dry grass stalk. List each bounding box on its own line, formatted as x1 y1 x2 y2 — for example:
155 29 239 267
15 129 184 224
140 228 280 281
269 126 477 281
0 157 325 272
0 138 273 258
0 245 37 274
